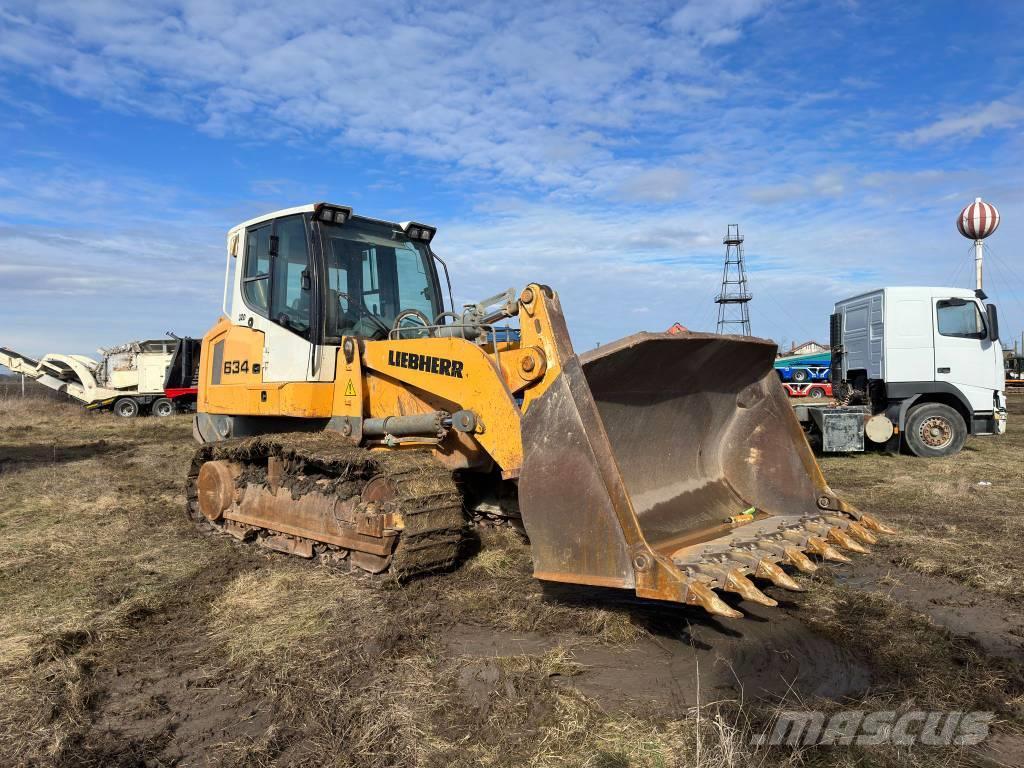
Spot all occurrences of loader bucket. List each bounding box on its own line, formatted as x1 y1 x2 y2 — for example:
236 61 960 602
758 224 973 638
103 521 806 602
517 331 888 618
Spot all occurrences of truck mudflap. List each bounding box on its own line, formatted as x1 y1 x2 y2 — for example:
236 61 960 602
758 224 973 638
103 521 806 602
517 331 893 619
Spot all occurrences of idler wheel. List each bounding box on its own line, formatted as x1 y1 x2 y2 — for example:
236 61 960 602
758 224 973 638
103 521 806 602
197 460 239 521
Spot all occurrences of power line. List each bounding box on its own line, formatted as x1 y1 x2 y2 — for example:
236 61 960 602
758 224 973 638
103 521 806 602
985 245 1024 320
945 245 970 288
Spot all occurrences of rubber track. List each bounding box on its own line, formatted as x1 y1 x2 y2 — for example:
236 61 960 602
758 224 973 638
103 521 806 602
185 432 466 579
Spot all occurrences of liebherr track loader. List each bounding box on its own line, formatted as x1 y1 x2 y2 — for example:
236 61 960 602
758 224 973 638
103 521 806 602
188 203 893 619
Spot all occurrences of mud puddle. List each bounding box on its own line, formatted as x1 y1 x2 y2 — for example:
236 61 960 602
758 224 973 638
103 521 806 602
0 439 127 472
76 558 274 767
446 600 871 714
835 562 1024 662
90 633 272 766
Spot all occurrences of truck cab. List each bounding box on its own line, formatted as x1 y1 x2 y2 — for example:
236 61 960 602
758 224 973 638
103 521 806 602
830 286 1006 456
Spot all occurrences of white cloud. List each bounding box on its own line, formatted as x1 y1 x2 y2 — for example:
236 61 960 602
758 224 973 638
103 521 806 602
747 181 807 204
0 1 773 194
668 0 768 47
1 1 1023 359
745 172 845 204
903 100 1024 144
616 167 691 203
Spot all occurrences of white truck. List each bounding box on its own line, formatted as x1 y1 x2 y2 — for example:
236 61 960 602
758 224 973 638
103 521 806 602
794 286 1006 457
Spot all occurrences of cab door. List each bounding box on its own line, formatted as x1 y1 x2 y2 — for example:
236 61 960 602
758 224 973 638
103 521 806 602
932 295 995 411
237 214 331 384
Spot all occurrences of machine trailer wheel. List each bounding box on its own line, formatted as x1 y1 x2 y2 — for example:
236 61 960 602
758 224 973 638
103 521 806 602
904 403 966 457
792 369 809 382
807 386 826 399
113 397 140 418
152 397 175 417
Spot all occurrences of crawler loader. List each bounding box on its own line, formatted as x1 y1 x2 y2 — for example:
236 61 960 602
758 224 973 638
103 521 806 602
188 203 893 619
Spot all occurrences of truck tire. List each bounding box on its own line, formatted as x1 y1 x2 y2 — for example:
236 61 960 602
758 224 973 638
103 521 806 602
807 386 826 399
792 369 809 382
114 397 140 418
904 403 966 457
152 397 175 417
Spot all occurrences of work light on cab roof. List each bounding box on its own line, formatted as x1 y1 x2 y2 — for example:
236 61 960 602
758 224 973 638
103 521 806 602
400 221 437 242
312 203 352 225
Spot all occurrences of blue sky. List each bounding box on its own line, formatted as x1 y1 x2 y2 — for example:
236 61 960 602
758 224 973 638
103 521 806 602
1 0 1023 361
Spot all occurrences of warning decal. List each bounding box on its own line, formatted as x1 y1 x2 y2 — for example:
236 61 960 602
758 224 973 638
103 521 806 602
344 379 357 397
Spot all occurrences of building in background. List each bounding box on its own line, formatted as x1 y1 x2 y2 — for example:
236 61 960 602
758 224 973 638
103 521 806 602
782 340 829 356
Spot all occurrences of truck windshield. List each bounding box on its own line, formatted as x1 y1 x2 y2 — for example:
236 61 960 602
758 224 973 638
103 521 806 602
321 220 439 338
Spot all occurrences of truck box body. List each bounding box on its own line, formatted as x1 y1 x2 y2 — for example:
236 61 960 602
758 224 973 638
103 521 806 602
100 339 184 395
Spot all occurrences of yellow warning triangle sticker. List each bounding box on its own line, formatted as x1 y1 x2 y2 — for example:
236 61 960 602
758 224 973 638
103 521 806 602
344 379 357 397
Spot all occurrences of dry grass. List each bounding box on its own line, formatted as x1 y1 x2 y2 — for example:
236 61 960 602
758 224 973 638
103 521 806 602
0 394 1022 767
820 392 1024 600
0 397 214 764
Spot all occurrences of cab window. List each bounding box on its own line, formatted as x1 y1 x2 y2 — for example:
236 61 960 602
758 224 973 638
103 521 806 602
936 299 986 339
395 246 437 321
241 215 311 337
270 215 310 335
242 224 271 314
322 220 439 339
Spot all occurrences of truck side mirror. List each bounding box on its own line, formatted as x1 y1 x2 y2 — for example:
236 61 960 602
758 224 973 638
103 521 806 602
986 304 999 342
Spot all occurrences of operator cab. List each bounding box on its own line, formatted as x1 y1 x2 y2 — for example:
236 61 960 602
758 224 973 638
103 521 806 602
227 203 447 346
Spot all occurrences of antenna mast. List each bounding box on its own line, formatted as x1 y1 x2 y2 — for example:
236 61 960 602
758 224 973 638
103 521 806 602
715 224 752 335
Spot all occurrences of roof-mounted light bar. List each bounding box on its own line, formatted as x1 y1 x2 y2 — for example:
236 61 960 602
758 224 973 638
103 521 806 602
313 203 353 225
399 221 437 243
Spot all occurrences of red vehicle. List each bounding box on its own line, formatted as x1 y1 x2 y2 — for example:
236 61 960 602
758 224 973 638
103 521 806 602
782 382 833 400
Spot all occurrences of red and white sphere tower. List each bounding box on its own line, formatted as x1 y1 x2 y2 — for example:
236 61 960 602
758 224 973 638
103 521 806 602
957 197 1000 290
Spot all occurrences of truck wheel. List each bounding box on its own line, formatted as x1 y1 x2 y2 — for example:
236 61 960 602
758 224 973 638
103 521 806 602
114 397 140 418
152 397 175 417
792 369 809 382
904 403 966 457
807 386 825 399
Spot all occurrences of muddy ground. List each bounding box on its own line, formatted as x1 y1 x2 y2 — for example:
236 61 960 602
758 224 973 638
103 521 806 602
1 395 1022 767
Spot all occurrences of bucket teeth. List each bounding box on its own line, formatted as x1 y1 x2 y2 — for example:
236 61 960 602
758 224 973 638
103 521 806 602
693 563 779 608
760 539 818 573
667 504 894 620
781 528 811 547
823 515 880 545
859 514 897 534
752 559 804 591
685 581 744 619
784 545 818 573
845 521 879 545
805 536 852 563
723 569 779 606
728 549 805 592
826 527 870 554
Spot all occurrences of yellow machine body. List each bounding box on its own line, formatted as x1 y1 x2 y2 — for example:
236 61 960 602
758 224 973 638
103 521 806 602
191 203 891 619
